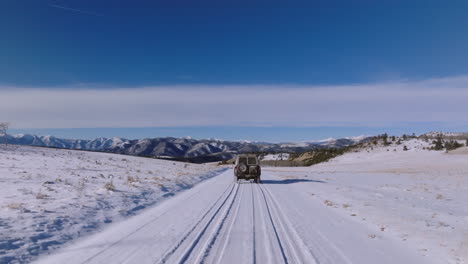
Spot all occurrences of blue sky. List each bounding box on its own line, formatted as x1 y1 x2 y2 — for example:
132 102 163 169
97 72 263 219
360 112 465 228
2 1 468 141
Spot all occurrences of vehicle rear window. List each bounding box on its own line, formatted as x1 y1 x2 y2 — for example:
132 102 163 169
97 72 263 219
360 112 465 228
247 157 257 165
238 157 247 164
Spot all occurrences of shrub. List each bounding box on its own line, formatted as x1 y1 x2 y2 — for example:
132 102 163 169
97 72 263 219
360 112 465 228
445 140 463 151
303 147 347 166
104 182 115 191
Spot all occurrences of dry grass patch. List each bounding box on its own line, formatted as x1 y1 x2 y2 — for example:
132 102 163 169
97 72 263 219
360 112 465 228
104 182 116 191
5 203 24 210
127 176 140 186
36 192 49 199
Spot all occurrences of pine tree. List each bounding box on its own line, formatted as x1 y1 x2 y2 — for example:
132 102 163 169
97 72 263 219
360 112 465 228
466 139 468 147
382 133 389 146
434 134 443 150
0 122 8 146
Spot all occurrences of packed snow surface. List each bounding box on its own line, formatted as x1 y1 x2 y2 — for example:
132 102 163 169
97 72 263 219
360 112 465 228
1 139 467 264
0 146 224 263
33 139 467 264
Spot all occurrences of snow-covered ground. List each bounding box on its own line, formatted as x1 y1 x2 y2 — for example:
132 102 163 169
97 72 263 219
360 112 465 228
261 153 290 161
0 145 225 263
267 139 468 264
31 138 467 264
36 170 429 264
2 139 467 263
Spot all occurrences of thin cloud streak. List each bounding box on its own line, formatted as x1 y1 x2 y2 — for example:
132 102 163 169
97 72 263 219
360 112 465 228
2 76 468 129
48 3 103 17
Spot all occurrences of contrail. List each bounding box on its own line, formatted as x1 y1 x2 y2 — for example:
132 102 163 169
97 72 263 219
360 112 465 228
48 3 103 17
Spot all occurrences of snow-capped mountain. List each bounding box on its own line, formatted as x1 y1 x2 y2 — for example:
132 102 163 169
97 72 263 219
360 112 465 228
4 134 371 162
6 134 126 151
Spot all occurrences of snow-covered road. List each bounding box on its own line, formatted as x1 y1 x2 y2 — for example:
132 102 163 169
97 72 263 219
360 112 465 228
36 169 431 264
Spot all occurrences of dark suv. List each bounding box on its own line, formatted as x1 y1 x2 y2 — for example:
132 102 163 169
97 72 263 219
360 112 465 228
234 154 261 183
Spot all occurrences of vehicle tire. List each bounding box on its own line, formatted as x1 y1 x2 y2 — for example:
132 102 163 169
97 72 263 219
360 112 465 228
239 163 248 173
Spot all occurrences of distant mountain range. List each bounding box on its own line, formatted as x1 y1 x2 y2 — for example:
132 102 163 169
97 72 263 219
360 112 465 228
4 134 371 163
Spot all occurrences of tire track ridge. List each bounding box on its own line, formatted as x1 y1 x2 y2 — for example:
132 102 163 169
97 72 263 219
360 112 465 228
81 184 226 264
251 183 257 264
176 183 239 263
158 183 235 264
213 183 245 264
197 182 244 263
258 184 288 263
260 184 319 264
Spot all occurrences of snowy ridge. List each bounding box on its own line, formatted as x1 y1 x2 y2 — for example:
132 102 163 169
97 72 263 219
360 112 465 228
5 134 371 162
423 131 468 138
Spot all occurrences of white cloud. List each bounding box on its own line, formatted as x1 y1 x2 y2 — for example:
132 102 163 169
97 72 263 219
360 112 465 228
1 76 468 129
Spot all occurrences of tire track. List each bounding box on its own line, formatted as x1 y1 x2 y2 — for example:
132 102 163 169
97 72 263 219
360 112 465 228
265 183 354 264
179 183 239 264
257 184 288 263
80 183 231 264
250 183 257 264
212 183 245 264
158 183 236 264
196 182 244 263
258 184 319 264
251 182 277 264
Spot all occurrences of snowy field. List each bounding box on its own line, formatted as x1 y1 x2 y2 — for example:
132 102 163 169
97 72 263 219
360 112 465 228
1 139 467 264
267 139 468 264
33 138 467 264
0 146 225 263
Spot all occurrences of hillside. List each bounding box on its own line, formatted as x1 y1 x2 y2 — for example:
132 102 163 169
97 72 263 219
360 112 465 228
423 132 468 140
0 145 225 263
265 138 468 263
